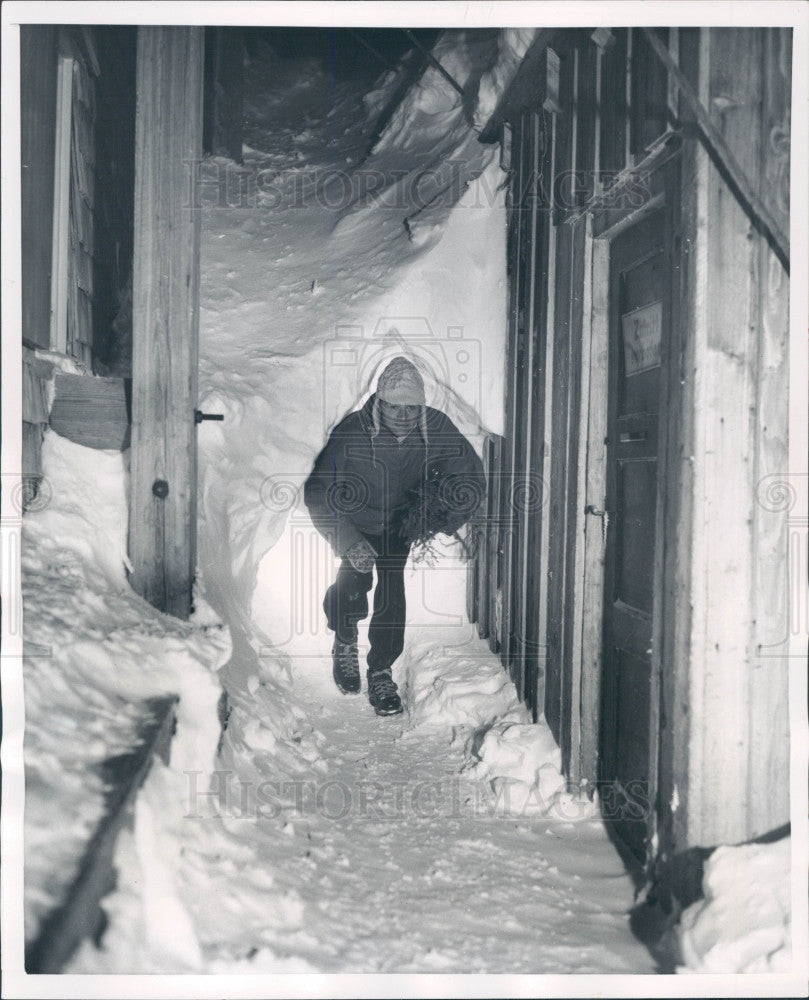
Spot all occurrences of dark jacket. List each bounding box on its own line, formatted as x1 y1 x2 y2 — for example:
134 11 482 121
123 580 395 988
304 393 484 555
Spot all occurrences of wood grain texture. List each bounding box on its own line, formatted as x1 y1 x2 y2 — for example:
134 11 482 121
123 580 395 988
746 27 790 836
129 27 203 619
49 372 130 450
676 28 790 847
500 111 528 683
535 117 558 719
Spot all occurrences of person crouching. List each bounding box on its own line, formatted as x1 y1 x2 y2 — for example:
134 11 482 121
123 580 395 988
303 356 484 716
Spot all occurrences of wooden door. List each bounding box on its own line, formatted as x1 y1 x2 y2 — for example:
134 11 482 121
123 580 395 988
599 209 667 862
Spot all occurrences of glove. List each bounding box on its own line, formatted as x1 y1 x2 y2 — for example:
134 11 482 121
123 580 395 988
346 538 376 573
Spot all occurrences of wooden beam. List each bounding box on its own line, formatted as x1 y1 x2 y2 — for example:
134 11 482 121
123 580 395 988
478 29 560 143
49 52 74 354
26 697 178 972
642 26 789 273
577 234 609 787
401 29 464 97
129 27 203 619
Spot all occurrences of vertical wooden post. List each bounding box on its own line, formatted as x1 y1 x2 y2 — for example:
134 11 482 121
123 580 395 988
129 27 203 619
49 51 74 354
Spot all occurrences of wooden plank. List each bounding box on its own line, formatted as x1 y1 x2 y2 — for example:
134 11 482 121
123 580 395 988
49 372 130 450
746 27 790 836
475 436 496 640
624 29 634 167
575 36 597 206
566 215 595 782
76 287 93 348
26 697 178 973
559 216 587 774
545 41 576 741
479 29 560 143
50 53 75 353
658 22 701 867
599 28 628 179
21 26 59 349
488 435 505 653
22 422 44 491
512 111 543 704
667 29 680 120
129 27 204 619
631 28 668 155
578 234 610 787
22 348 53 424
644 158 681 868
76 244 93 295
500 111 528 682
523 113 554 719
535 115 558 719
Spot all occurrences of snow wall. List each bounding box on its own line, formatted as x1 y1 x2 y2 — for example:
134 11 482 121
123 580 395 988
195 29 524 750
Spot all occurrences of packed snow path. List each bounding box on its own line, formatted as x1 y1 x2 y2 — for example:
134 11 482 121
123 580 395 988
194 631 658 974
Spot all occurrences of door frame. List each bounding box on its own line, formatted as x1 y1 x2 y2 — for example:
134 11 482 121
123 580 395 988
577 153 682 872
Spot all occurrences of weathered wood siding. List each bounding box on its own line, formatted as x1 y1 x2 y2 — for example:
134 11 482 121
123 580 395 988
474 26 791 866
669 27 791 848
129 27 204 619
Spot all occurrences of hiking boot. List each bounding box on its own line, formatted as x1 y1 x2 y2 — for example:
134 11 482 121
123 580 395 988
332 640 361 694
367 669 403 716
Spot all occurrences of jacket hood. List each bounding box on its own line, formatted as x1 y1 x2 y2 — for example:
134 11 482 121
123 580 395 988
360 393 430 466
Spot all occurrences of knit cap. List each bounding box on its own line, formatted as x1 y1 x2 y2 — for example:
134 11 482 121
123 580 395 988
376 356 425 406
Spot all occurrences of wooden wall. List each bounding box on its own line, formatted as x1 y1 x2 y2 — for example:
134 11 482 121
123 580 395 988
20 26 136 370
474 26 791 871
664 27 792 849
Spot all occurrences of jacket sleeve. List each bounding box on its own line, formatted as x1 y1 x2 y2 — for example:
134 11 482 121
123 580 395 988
303 430 365 557
432 417 486 534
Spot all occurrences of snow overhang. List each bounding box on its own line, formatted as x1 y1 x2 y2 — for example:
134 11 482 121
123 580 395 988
478 28 561 145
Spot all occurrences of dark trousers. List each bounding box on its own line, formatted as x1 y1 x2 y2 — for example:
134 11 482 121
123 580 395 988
323 527 411 674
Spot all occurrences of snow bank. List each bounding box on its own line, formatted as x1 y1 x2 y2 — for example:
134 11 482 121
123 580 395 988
678 836 792 973
397 547 597 823
403 622 523 732
23 431 229 945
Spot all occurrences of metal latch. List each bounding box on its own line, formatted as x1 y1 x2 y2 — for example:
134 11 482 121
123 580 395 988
194 410 225 425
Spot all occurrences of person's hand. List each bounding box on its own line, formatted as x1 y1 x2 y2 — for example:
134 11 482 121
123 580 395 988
346 539 376 573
